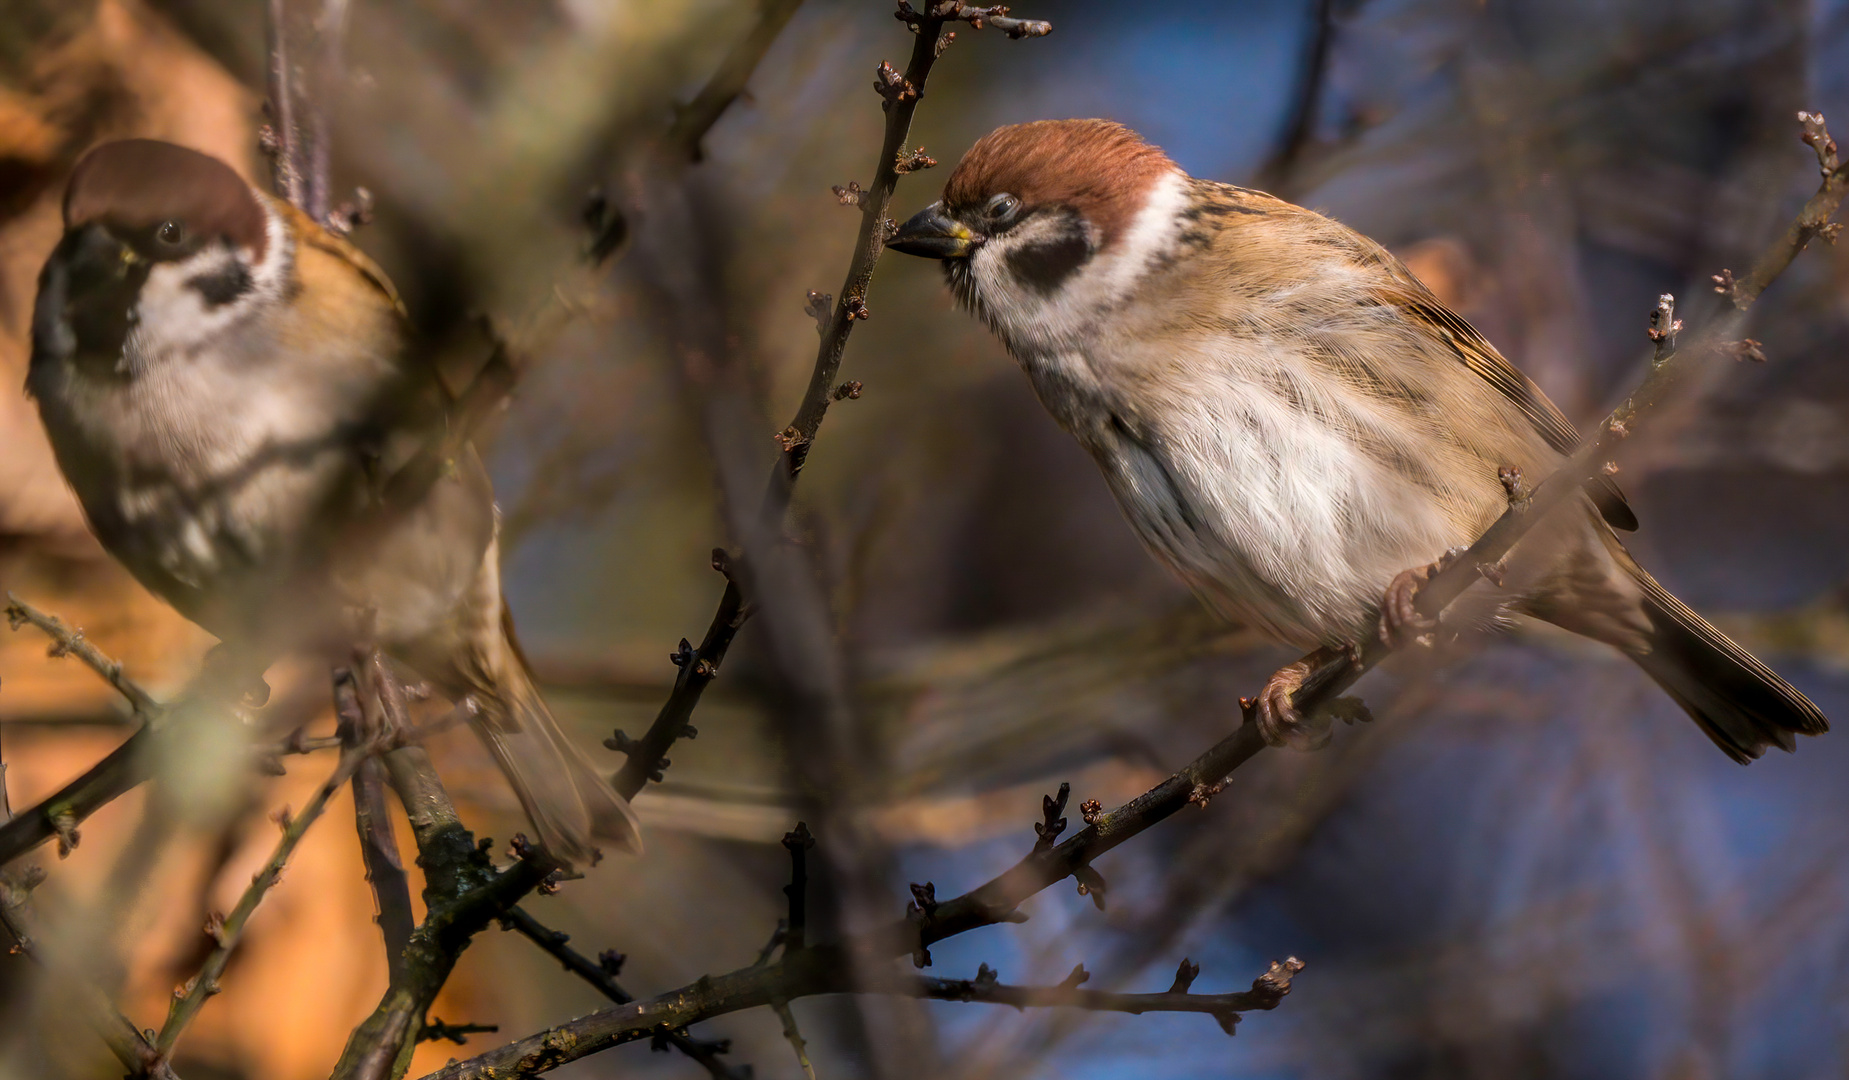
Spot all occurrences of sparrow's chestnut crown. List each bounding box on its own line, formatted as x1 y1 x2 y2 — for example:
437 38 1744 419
64 139 267 260
941 119 1173 249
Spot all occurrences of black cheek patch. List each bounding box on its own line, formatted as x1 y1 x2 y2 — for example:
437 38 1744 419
1006 232 1093 296
188 260 253 308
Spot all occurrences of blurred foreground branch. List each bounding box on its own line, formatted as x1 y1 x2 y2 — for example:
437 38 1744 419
0 752 177 1080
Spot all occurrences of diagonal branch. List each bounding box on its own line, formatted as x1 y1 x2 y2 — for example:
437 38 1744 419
1266 108 1849 748
501 906 751 1079
610 0 1046 805
0 884 181 1080
156 741 372 1056
0 751 178 1079
353 753 414 986
413 949 1296 1079
5 594 160 717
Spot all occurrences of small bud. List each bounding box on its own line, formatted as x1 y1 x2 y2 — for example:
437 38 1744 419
804 291 832 336
1187 781 1224 807
895 147 938 173
873 61 918 109
1725 339 1768 363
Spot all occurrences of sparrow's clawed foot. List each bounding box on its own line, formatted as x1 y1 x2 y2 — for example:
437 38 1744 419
1378 547 1468 648
1250 645 1349 751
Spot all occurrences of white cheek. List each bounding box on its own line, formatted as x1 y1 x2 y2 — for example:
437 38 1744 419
968 169 1191 356
133 256 238 353
127 202 291 363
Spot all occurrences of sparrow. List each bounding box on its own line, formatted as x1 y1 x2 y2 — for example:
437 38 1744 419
888 119 1828 760
26 138 638 862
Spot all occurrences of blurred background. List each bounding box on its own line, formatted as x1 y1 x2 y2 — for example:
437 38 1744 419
3 0 1849 1077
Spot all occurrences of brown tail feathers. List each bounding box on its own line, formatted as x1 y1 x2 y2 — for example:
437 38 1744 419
471 652 641 866
1627 567 1828 763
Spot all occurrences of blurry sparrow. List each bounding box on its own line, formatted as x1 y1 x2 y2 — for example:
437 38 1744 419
890 119 1827 760
27 139 637 862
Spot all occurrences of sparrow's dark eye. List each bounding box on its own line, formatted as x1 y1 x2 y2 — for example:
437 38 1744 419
155 220 186 247
985 193 1021 223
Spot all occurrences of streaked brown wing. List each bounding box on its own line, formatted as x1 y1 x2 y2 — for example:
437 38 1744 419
1372 265 1637 532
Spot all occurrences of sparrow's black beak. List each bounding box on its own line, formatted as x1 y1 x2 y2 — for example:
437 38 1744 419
888 202 977 259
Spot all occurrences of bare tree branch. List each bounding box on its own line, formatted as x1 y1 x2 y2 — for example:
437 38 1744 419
916 956 1304 1035
609 0 1045 813
155 740 372 1057
414 948 1297 1079
5 594 160 717
326 698 569 1080
501 906 751 1079
0 749 178 1079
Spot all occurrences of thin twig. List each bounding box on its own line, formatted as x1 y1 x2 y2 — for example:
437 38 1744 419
770 1000 816 1080
413 948 1295 1079
5 594 159 717
354 755 414 985
917 957 1304 1036
781 821 814 953
611 0 1046 800
502 907 750 1079
1728 111 1849 307
0 597 164 864
0 727 151 864
155 742 372 1056
1255 0 1334 194
0 745 175 1077
303 0 352 223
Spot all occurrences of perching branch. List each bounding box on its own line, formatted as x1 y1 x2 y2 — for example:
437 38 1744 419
1276 108 1849 742
331 817 555 1078
347 666 416 991
894 1 1052 38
